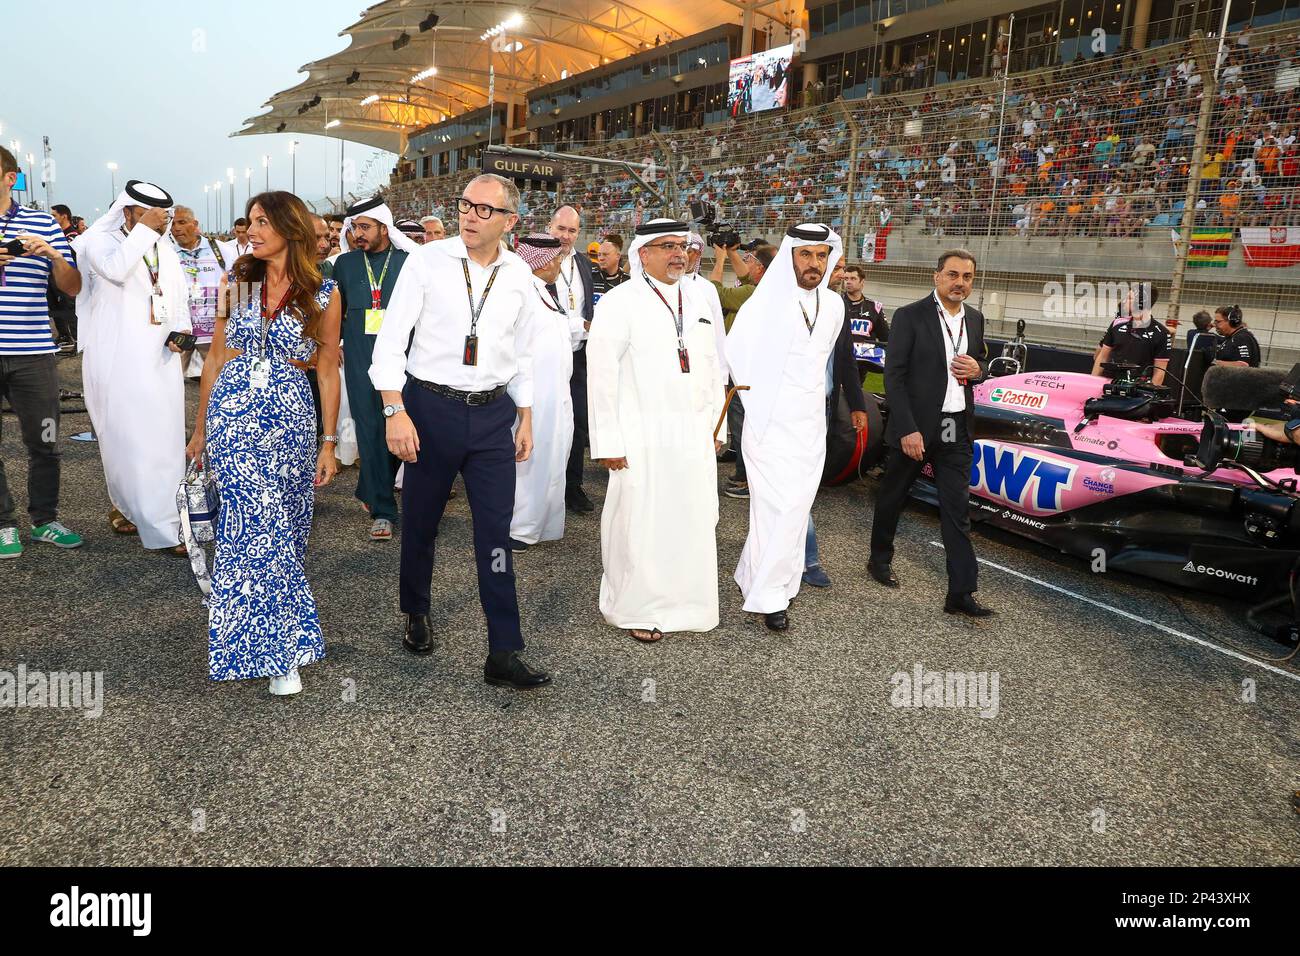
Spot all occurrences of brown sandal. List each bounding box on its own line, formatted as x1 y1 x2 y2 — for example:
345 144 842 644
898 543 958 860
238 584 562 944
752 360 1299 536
108 509 137 535
629 628 663 643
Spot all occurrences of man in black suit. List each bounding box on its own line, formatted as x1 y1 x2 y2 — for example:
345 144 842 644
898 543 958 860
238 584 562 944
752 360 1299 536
867 249 993 617
548 205 597 513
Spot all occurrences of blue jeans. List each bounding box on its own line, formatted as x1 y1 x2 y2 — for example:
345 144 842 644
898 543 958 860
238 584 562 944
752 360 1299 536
805 515 819 569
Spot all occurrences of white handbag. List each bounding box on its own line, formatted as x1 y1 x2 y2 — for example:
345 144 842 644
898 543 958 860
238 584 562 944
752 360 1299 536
176 457 220 597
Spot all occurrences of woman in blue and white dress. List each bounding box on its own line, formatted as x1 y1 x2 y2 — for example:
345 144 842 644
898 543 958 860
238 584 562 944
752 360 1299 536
188 191 343 697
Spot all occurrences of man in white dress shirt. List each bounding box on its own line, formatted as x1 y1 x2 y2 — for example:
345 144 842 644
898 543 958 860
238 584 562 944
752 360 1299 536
547 205 597 515
219 217 251 264
369 173 551 689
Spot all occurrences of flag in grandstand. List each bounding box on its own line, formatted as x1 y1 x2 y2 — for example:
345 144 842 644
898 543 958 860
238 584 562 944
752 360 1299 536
1241 227 1300 268
1187 228 1232 268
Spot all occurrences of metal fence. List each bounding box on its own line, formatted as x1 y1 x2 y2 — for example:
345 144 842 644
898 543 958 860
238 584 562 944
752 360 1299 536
386 20 1300 362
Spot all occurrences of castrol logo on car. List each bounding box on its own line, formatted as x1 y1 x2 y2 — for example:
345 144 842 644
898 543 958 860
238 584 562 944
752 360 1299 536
988 387 1050 410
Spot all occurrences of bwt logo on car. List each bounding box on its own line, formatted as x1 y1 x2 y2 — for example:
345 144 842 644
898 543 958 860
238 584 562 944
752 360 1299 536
971 441 1076 512
987 387 1050 410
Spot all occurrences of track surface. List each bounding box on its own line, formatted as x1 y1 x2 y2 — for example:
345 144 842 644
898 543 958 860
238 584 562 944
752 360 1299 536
2 358 1297 865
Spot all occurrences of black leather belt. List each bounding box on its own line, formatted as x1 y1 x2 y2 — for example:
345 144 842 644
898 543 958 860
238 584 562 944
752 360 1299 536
410 376 507 406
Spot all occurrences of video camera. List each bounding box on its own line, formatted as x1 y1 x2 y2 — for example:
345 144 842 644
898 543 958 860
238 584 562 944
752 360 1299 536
688 199 744 250
1189 362 1300 473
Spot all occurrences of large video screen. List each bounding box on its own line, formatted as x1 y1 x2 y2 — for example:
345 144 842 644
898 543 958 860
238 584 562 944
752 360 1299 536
727 44 793 118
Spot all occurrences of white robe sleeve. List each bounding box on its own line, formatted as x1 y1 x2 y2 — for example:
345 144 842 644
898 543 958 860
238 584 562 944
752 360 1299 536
710 337 727 446
83 224 166 286
506 292 536 410
586 291 632 460
368 252 427 392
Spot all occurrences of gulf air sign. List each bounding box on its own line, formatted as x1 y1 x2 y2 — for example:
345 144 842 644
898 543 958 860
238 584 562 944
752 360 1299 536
987 386 1050 410
971 441 1076 513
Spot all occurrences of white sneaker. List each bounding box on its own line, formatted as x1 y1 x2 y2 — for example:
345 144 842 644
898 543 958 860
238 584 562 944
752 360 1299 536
268 667 302 696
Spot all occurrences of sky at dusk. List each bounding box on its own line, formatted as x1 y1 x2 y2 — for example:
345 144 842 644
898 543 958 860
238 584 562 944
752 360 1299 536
6 0 395 226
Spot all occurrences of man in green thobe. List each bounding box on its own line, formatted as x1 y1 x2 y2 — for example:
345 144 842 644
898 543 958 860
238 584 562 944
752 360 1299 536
333 197 421 540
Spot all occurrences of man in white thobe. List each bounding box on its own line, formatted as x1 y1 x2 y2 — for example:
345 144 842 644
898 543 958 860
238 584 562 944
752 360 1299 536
727 223 844 631
587 219 727 641
74 181 191 551
509 234 582 550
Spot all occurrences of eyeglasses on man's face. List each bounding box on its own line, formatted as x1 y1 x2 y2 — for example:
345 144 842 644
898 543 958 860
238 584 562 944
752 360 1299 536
457 196 513 220
645 241 688 253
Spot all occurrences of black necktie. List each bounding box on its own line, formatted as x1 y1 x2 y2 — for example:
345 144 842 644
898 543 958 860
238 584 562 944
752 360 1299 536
545 282 563 311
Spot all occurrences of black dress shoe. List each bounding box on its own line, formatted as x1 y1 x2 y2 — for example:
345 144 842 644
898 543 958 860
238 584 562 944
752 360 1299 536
403 613 435 654
484 651 552 689
944 593 995 617
565 488 594 513
867 561 899 587
765 610 789 631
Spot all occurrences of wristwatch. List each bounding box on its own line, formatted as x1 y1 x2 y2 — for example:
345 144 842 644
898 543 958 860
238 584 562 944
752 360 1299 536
383 403 405 418
320 435 339 445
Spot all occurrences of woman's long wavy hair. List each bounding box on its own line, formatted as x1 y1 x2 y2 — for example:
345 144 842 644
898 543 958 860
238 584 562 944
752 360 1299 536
228 191 324 342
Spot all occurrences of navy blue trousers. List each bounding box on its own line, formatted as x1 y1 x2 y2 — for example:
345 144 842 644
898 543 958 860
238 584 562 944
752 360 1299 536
399 381 524 652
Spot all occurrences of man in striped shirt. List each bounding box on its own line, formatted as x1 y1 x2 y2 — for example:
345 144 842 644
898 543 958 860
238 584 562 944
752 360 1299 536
0 146 83 558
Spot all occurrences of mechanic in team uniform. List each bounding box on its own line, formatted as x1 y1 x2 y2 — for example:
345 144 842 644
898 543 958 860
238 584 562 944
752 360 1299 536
841 264 889 342
1210 305 1261 367
1091 282 1170 385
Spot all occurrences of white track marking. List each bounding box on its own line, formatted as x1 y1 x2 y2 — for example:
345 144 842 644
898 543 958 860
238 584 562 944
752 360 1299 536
928 542 1300 684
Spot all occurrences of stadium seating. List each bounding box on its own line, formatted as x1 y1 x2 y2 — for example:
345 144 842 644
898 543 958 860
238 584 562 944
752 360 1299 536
389 26 1297 243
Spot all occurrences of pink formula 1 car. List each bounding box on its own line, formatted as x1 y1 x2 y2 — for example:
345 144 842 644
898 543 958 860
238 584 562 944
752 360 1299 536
904 367 1300 627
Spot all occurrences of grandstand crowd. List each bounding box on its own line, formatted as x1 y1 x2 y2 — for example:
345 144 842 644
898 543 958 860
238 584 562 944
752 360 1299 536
387 27 1300 250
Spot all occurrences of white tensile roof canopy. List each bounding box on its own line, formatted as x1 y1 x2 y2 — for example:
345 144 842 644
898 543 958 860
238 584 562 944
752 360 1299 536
232 0 802 153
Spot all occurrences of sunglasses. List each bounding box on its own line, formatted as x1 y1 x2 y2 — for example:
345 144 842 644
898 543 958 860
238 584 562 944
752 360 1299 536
645 241 688 253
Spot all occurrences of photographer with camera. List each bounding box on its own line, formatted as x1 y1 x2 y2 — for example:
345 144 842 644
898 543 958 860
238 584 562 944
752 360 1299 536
0 146 84 559
709 241 774 498
708 240 773 327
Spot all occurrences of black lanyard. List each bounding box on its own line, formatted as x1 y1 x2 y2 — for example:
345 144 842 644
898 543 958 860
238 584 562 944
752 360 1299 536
644 275 690 373
461 258 502 335
120 225 163 295
935 294 965 359
461 258 502 366
535 285 565 314
799 289 821 335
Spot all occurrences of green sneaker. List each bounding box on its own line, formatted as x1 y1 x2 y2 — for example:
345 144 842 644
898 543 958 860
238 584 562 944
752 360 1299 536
0 527 21 559
31 521 83 549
